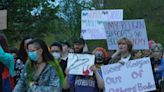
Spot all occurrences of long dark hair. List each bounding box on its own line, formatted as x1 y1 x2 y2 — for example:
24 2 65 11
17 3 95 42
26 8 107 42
26 38 64 86
0 34 9 52
27 39 54 62
17 36 33 63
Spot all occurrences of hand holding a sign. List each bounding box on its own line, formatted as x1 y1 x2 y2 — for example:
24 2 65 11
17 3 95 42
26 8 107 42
90 65 96 72
118 60 125 65
111 50 121 59
101 57 156 92
67 53 95 76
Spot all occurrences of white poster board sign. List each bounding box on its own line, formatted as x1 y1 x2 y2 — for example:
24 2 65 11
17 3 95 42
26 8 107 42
0 10 7 30
81 9 123 40
104 19 149 50
101 57 156 92
67 53 95 75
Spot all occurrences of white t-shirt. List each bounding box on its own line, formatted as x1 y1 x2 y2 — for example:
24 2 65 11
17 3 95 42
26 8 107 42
120 54 131 63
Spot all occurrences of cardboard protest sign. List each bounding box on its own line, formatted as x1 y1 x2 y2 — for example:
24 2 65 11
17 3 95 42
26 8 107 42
67 53 95 76
104 19 149 50
0 10 7 30
81 9 123 40
101 57 156 92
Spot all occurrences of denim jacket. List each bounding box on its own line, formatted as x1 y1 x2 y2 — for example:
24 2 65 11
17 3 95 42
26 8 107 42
13 61 61 92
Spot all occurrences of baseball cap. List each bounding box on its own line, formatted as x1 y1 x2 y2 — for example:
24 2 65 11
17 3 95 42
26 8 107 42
73 38 85 45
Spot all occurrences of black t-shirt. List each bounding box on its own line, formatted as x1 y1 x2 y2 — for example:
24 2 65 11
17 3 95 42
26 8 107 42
60 58 68 76
60 58 70 92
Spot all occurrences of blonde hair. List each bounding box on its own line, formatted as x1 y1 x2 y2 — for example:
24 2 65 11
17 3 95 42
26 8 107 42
117 37 133 52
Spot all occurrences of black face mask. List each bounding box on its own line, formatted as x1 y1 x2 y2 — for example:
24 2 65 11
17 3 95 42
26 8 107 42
95 51 105 64
96 57 104 64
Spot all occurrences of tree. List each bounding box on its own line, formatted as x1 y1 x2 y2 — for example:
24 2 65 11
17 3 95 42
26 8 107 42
103 0 164 46
58 0 93 41
1 0 61 45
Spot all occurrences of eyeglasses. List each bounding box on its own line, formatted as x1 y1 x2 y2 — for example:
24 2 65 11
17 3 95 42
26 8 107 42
51 50 60 53
26 48 40 52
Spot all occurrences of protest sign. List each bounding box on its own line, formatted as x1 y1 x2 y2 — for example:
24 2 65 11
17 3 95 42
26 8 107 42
101 57 156 92
67 53 95 76
104 19 149 50
0 10 7 30
81 9 123 40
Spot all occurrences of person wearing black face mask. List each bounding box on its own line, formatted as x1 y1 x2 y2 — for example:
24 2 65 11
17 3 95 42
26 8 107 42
91 47 110 91
95 52 105 64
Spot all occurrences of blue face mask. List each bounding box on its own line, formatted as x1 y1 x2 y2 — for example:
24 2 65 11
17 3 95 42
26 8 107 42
28 51 38 62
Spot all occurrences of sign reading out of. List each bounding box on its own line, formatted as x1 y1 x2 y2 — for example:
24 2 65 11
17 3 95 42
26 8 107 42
101 57 156 92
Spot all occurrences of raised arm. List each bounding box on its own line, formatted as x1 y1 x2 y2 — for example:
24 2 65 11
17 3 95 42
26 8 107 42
0 46 15 76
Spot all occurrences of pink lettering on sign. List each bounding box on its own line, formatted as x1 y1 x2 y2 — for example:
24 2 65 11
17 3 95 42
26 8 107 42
108 82 156 92
126 59 149 68
105 20 145 31
106 76 122 85
109 86 137 92
87 12 102 19
131 38 146 45
137 82 156 91
103 64 123 75
131 70 143 79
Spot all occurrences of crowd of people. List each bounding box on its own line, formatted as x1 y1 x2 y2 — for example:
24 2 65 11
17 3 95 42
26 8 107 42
0 33 164 92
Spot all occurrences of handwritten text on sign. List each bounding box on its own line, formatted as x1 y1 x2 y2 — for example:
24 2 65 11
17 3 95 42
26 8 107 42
0 10 7 30
101 57 156 92
81 9 123 40
104 19 149 50
67 53 95 76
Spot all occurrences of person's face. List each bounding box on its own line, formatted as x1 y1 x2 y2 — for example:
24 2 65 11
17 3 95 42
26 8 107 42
50 46 62 59
152 47 162 59
95 51 104 64
143 50 151 56
27 44 43 62
50 46 62 53
135 51 142 58
118 41 128 53
74 43 84 53
62 45 69 53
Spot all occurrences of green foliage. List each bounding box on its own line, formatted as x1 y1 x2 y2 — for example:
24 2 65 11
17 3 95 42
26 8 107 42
103 0 164 46
45 0 94 46
49 60 64 86
1 0 61 45
1 0 164 49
